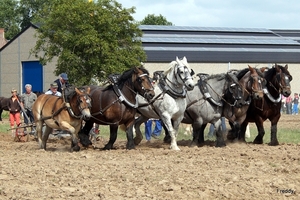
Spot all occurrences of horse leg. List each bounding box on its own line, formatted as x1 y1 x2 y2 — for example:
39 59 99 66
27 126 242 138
238 121 248 142
0 108 2 121
70 125 81 152
253 118 265 144
214 120 226 147
269 116 280 146
126 123 135 150
162 116 180 151
36 120 44 149
163 120 172 144
41 125 52 150
103 124 118 150
133 115 148 145
190 122 205 147
227 121 236 140
78 120 93 147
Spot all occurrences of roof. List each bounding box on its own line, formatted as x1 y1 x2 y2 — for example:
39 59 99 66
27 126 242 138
0 23 39 52
140 25 300 63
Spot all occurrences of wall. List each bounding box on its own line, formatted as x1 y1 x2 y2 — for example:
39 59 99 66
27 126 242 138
0 26 57 97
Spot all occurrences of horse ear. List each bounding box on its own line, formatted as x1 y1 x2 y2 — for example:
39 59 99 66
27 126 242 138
176 56 180 63
275 63 281 72
86 87 90 94
285 64 288 70
74 87 80 94
133 66 139 73
248 65 254 73
260 67 267 73
182 56 187 63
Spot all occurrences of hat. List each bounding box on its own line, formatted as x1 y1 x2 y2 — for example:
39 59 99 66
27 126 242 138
50 82 58 88
11 88 17 93
60 73 68 80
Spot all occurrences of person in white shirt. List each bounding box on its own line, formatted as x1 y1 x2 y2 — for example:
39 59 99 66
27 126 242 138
45 82 62 97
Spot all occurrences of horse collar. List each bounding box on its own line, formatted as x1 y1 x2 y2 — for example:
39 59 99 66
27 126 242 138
263 86 281 103
198 77 223 107
158 77 186 99
112 84 138 108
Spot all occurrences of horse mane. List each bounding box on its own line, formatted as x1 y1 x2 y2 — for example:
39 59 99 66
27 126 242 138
163 61 176 77
207 73 226 81
105 67 149 90
264 65 289 81
236 68 249 80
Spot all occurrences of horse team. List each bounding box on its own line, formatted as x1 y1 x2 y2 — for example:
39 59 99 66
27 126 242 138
2 56 292 151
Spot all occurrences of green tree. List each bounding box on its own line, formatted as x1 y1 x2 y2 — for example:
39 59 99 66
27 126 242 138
32 0 146 85
18 0 52 30
0 0 20 40
140 14 173 25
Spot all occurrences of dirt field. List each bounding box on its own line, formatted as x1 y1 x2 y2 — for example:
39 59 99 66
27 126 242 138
0 115 299 200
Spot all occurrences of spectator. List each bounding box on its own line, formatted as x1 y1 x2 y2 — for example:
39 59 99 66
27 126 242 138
292 93 299 115
8 89 22 137
21 84 37 134
145 119 163 142
45 82 62 96
53 73 69 93
285 95 292 114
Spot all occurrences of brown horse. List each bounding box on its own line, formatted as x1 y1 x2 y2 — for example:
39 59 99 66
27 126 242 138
225 65 266 140
236 64 292 145
79 67 155 150
32 87 91 151
0 97 9 121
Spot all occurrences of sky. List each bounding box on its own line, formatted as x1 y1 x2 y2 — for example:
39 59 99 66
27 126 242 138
117 0 300 29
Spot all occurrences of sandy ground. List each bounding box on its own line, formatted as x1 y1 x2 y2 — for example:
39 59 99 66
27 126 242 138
0 115 299 200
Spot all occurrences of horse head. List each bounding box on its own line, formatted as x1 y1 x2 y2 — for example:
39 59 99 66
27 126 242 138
225 72 244 107
246 65 265 100
274 64 292 97
74 87 92 120
173 56 195 91
132 67 155 101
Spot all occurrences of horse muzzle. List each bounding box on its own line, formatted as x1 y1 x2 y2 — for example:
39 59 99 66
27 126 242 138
185 80 195 91
282 88 291 97
144 90 155 101
252 90 264 100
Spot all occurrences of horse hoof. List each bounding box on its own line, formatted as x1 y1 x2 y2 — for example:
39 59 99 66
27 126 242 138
215 143 226 147
268 141 279 146
163 136 171 144
134 137 142 145
170 145 180 151
189 141 198 147
126 143 136 150
72 145 81 152
253 139 263 144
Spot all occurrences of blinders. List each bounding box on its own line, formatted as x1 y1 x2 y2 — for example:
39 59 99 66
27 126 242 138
274 71 292 93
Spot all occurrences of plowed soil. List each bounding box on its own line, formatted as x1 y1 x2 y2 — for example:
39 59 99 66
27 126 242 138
0 115 299 200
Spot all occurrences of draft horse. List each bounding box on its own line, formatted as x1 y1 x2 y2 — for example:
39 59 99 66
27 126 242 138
32 87 92 151
78 67 155 150
133 56 195 150
0 97 9 121
175 71 243 147
224 65 266 140
235 64 292 145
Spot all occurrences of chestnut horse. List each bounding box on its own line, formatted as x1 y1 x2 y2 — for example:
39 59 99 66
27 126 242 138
236 64 292 145
32 87 92 151
78 67 155 150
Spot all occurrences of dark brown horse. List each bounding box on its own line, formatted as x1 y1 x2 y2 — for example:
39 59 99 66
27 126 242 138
234 64 292 145
32 86 92 151
79 67 155 150
0 97 9 121
225 65 266 140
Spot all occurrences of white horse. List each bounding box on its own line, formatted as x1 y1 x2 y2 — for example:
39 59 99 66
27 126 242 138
133 56 195 150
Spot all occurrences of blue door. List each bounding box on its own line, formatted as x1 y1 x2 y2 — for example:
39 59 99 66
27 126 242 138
22 61 43 93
